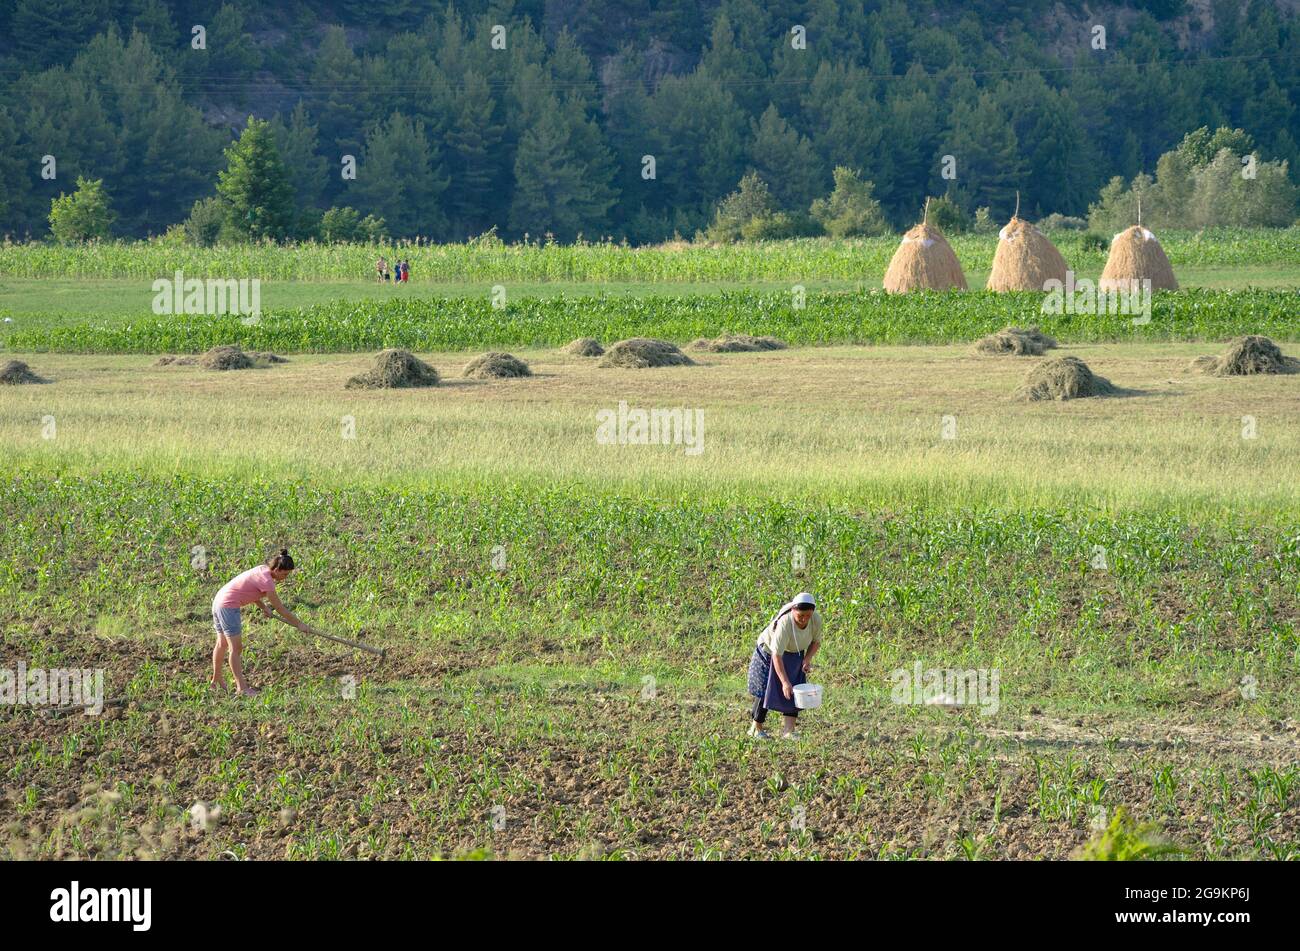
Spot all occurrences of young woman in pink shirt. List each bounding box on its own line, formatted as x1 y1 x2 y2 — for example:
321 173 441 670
211 549 309 696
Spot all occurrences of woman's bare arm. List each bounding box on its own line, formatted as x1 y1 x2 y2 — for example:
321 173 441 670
265 590 308 630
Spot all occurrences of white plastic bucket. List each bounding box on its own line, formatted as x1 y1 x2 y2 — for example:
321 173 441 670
793 683 823 709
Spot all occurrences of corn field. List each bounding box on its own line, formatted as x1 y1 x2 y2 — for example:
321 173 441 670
5 288 1295 354
1 228 1296 281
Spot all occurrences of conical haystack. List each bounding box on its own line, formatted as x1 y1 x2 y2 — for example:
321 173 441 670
883 201 967 293
1099 225 1177 291
986 217 1069 291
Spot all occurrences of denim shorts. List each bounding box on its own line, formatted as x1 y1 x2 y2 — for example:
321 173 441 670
212 605 242 638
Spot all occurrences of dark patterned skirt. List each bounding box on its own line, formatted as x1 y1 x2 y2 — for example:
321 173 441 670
746 645 806 715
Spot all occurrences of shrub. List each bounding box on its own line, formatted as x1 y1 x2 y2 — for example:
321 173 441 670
184 197 228 248
1081 232 1109 253
1036 213 1088 231
48 177 115 243
972 206 998 235
927 195 970 235
706 172 776 243
319 207 366 243
740 212 821 241
810 167 890 238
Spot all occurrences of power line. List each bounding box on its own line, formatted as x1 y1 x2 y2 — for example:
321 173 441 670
0 47 1287 95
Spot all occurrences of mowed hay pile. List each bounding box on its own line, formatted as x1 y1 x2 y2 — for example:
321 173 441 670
974 326 1059 356
690 333 787 353
198 345 255 370
1099 226 1178 291
464 351 532 379
986 217 1069 291
563 337 604 357
1190 335 1300 376
1015 356 1119 401
346 348 440 389
0 359 49 384
157 348 287 368
883 222 967 292
599 337 695 368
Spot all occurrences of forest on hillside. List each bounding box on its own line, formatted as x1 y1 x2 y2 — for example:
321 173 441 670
0 0 1297 243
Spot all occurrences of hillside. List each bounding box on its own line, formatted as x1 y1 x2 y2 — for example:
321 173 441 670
0 0 1296 241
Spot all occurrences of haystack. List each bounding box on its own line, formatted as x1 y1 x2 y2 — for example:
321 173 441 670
198 345 255 371
1190 336 1300 376
464 352 532 379
689 333 787 353
883 201 967 293
1014 356 1118 401
563 337 604 357
1099 226 1177 291
0 360 49 384
345 349 440 389
158 349 285 368
974 326 1058 356
599 338 695 369
986 213 1069 291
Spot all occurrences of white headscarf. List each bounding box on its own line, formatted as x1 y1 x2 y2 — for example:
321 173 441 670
766 593 817 633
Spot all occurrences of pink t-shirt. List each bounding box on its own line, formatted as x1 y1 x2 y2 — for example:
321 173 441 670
214 565 277 609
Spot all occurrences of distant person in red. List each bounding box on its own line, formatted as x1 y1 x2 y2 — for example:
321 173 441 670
401 259 410 283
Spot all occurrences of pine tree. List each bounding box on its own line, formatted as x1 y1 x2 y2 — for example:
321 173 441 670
206 3 262 104
601 47 658 237
749 105 824 211
58 27 222 236
1004 75 1096 217
216 117 296 241
272 101 328 212
0 107 28 230
508 95 587 240
12 0 108 67
806 65 891 204
643 73 748 221
547 29 601 115
312 26 364 162
560 94 619 235
699 11 768 115
941 90 1024 216
351 113 449 239
129 0 177 53
15 76 118 235
444 71 505 238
